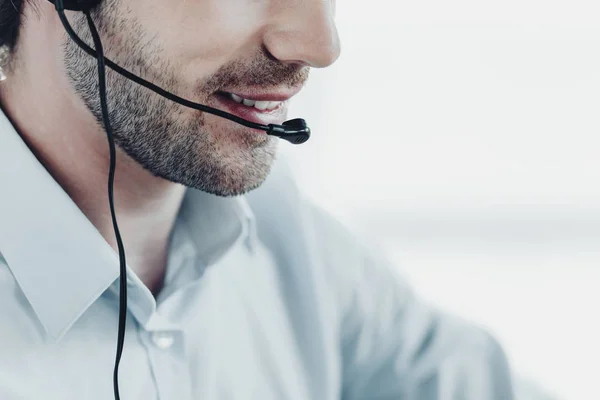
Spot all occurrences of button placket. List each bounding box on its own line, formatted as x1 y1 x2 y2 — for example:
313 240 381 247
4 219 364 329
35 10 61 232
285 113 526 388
140 328 189 400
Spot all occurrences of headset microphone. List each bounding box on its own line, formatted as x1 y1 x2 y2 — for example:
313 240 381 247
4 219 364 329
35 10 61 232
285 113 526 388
47 0 310 399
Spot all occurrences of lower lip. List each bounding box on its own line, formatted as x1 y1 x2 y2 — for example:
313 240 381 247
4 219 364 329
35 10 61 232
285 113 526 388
211 92 288 131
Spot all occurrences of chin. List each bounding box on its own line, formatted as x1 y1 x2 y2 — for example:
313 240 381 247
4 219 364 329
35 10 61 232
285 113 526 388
199 162 274 197
215 147 278 196
164 132 279 197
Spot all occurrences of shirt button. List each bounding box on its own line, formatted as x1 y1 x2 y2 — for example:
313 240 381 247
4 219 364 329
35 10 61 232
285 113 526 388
151 331 174 349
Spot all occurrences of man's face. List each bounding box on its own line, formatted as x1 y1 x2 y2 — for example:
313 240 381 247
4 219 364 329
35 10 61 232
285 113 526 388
64 0 340 196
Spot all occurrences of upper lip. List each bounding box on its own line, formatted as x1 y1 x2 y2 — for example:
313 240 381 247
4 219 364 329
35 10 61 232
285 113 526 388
217 86 304 102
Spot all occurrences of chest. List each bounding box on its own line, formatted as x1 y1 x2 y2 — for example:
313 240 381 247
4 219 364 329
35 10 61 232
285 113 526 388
0 262 340 400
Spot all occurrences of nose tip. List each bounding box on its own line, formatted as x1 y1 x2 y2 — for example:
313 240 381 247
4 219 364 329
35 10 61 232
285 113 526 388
264 2 342 69
310 23 342 68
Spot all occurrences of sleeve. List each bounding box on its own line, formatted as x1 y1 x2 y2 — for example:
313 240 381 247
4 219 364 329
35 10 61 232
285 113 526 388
306 203 515 400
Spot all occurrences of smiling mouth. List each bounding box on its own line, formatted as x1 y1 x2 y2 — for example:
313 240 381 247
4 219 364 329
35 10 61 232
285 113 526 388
215 91 285 113
210 90 291 129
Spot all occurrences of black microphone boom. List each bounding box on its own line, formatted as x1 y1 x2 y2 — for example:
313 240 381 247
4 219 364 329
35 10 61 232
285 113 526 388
51 0 310 144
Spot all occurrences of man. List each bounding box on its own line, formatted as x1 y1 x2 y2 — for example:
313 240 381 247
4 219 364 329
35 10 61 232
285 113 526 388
0 0 514 398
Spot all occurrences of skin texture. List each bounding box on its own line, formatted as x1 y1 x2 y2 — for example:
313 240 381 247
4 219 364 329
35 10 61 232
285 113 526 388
0 0 340 293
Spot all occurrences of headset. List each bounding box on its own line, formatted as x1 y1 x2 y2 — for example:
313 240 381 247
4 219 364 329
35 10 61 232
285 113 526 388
45 0 311 398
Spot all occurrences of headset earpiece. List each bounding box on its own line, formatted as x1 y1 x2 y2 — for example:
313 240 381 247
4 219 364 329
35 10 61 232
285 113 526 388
46 0 101 12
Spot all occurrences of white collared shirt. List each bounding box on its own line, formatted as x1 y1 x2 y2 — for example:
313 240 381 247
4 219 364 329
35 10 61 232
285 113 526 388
0 109 514 399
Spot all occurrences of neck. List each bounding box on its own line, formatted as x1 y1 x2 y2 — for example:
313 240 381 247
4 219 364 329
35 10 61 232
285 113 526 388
0 44 185 295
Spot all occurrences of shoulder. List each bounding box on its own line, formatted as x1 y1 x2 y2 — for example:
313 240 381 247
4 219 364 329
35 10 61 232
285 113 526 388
246 161 514 398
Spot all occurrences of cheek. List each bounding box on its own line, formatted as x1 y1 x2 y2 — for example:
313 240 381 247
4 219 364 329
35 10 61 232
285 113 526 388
133 0 264 61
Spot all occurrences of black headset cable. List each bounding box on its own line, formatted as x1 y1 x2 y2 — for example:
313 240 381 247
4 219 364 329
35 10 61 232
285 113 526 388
55 1 128 397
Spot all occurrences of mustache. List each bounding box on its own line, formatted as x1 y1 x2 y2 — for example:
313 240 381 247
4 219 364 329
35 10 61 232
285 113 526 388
202 52 311 93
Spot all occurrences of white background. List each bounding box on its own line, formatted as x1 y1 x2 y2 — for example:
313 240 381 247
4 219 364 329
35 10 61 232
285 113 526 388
282 1 600 399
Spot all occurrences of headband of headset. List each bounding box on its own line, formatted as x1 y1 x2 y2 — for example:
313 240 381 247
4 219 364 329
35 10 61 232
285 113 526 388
46 0 100 11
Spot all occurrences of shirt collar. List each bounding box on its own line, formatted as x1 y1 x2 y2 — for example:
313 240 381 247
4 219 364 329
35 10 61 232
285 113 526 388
0 108 255 341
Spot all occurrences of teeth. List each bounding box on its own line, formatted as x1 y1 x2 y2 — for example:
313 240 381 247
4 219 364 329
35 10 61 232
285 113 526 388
253 101 270 111
228 92 283 111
